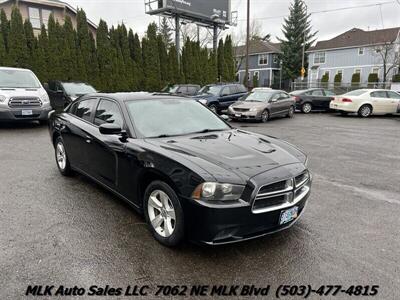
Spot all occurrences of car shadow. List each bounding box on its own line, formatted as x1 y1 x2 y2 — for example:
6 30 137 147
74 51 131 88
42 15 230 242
0 121 45 130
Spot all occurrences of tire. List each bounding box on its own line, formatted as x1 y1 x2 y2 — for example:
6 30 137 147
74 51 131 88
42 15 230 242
358 105 372 118
261 110 269 123
302 103 312 114
143 181 185 247
209 104 218 114
54 137 73 176
287 106 295 118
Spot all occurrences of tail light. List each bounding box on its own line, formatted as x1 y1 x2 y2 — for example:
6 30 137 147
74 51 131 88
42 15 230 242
342 98 352 103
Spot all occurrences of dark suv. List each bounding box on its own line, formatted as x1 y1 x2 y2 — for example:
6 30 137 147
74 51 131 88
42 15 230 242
193 83 248 113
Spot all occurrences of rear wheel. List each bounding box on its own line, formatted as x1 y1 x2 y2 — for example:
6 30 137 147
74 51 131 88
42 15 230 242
302 103 312 114
261 110 269 123
55 137 72 176
287 106 295 118
144 181 185 247
358 105 372 118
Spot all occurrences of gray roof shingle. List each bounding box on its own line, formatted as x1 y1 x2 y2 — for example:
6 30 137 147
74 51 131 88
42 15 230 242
234 40 281 57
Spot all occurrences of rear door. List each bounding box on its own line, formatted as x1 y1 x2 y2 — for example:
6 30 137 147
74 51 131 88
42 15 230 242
218 86 236 108
278 92 294 113
309 89 327 108
269 93 281 115
61 98 99 172
386 91 400 113
85 98 127 189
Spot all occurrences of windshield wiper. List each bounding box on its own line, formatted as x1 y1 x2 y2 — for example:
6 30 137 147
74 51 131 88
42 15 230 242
192 129 226 134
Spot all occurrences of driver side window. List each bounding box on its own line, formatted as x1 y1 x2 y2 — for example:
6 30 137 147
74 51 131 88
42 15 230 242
94 99 124 127
221 87 230 96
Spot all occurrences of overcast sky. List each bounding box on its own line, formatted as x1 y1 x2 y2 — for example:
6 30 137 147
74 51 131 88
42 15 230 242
66 0 400 44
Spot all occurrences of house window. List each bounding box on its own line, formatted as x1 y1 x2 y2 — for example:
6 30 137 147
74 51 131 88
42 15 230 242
29 7 52 29
42 9 52 29
371 67 379 74
273 55 278 64
258 54 268 65
28 7 41 29
358 47 364 55
314 52 326 64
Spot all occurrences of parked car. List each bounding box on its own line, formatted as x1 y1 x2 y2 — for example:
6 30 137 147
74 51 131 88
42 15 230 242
0 67 52 124
330 89 400 117
228 89 295 122
49 93 311 246
45 81 97 109
290 88 336 113
193 83 248 113
160 84 201 96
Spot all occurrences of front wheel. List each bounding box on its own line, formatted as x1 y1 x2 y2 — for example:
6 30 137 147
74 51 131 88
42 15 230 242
261 110 269 123
302 103 312 114
358 105 372 118
55 137 73 176
144 181 185 247
287 106 295 118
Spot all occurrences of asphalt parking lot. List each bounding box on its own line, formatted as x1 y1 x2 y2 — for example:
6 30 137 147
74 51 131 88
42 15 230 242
1 113 399 299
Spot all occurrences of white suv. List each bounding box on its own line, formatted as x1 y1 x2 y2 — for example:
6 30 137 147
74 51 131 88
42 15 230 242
0 67 51 124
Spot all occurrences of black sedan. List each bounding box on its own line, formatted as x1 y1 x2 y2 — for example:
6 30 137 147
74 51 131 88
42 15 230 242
290 88 336 113
49 93 312 246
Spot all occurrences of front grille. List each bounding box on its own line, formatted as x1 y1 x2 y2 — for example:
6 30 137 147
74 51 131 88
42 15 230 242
252 171 310 214
8 97 42 108
234 108 250 112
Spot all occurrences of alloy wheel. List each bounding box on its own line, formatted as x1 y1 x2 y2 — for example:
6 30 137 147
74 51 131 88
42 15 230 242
56 142 67 170
147 190 176 238
261 110 269 123
360 106 372 117
302 103 312 113
288 106 295 117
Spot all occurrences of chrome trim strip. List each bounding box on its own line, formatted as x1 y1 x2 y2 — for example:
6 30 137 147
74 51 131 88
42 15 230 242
256 182 294 198
295 172 309 188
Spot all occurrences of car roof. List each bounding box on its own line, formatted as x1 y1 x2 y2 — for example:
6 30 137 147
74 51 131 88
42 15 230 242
0 67 33 72
81 92 194 103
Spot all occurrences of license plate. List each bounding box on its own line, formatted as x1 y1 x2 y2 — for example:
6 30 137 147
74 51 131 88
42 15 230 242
279 206 299 225
22 110 33 116
235 113 242 117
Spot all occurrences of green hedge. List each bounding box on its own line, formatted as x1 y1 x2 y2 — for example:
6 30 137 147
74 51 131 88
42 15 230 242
393 73 400 83
367 73 379 88
334 73 342 87
321 73 329 88
351 73 361 87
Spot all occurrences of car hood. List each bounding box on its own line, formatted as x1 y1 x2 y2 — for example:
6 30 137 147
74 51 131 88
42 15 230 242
231 101 267 109
0 87 45 99
146 130 306 183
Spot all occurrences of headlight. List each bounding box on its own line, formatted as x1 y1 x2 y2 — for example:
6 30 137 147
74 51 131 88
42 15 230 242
192 182 245 201
249 107 258 112
198 99 208 105
40 92 50 103
0 95 6 103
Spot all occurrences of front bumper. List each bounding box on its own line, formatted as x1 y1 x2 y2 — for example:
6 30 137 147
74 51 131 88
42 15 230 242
0 105 52 122
228 110 261 120
183 166 312 245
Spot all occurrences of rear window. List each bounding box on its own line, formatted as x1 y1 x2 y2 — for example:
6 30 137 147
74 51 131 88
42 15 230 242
344 90 367 96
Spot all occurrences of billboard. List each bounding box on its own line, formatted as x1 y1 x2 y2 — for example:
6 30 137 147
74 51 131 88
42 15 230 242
146 0 231 26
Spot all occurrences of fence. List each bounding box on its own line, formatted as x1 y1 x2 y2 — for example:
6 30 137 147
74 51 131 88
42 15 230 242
290 82 394 94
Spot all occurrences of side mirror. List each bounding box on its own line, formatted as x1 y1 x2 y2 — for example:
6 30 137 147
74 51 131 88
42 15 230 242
271 99 278 103
99 123 122 135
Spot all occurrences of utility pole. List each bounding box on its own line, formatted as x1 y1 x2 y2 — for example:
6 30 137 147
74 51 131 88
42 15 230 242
175 15 180 64
245 0 250 89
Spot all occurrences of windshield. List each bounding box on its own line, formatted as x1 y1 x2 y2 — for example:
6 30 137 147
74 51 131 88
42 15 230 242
243 91 275 102
62 83 96 95
126 99 230 138
198 85 222 96
0 69 41 88
344 90 367 96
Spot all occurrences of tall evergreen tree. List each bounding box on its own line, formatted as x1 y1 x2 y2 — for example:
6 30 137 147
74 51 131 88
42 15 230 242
0 9 9 52
158 17 173 46
278 0 316 80
33 25 48 82
96 20 114 91
217 39 225 81
0 31 7 65
8 6 28 67
157 34 168 86
167 44 181 84
142 23 161 91
23 20 35 69
62 16 78 80
47 14 63 79
223 35 235 82
76 9 91 81
118 24 136 90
